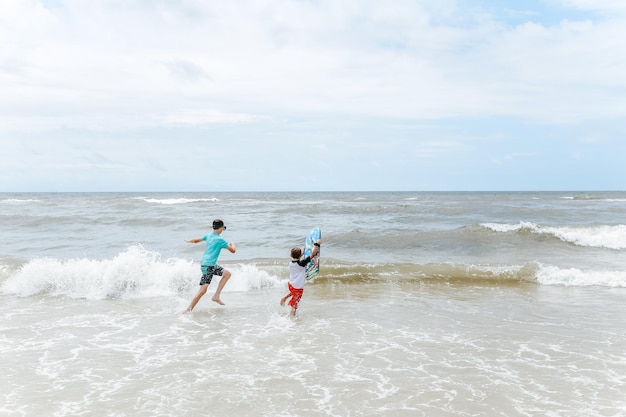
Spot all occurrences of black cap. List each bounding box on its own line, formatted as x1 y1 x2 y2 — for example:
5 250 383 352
212 219 225 230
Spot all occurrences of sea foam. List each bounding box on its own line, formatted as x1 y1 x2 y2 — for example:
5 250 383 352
481 222 626 249
1 245 282 300
134 197 220 205
535 264 626 287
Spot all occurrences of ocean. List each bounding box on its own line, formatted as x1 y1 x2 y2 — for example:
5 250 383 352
1 191 625 417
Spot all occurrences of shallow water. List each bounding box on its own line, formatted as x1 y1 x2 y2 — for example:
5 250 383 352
1 191 626 416
2 280 625 417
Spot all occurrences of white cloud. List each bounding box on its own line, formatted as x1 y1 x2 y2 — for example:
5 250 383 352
1 1 626 191
164 109 257 125
1 0 626 133
165 60 211 83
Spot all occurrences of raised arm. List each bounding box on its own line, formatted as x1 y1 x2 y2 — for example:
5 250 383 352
312 239 321 257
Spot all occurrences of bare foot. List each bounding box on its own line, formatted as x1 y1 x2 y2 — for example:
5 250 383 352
211 296 225 305
280 295 290 306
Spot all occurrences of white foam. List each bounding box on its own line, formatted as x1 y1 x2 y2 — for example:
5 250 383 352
1 245 282 299
0 198 41 204
481 222 626 249
481 221 536 233
134 197 219 205
224 264 284 292
544 224 626 250
535 264 626 287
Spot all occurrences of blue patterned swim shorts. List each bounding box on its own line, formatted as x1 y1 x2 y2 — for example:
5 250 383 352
199 265 224 285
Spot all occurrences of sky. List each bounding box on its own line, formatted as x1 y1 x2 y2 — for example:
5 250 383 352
1 0 625 192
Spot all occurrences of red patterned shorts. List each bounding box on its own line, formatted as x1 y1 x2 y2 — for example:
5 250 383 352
288 282 304 310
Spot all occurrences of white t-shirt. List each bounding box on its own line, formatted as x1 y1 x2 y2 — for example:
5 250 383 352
288 256 310 289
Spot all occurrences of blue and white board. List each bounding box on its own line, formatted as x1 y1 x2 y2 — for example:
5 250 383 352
304 226 321 281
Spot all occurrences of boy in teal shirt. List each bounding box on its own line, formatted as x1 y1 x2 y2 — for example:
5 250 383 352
184 219 236 312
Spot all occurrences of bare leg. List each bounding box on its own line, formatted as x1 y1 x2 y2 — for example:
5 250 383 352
280 293 291 306
184 284 208 313
290 307 297 316
211 269 231 305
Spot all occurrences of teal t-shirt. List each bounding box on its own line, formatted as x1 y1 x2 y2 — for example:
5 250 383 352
201 232 229 266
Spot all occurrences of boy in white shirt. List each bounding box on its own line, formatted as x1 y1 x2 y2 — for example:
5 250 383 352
280 239 321 315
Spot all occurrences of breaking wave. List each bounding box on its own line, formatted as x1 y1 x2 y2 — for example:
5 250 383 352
2 246 625 300
481 222 626 250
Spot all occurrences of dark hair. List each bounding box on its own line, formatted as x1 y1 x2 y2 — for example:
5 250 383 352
291 247 302 259
212 219 225 230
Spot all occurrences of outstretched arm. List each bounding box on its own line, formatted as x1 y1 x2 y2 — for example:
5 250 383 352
185 237 203 244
